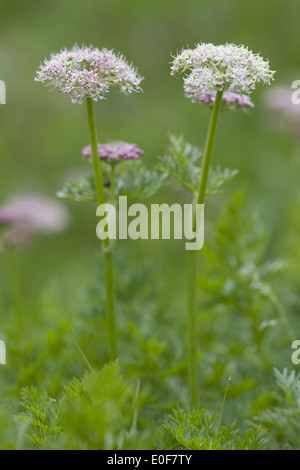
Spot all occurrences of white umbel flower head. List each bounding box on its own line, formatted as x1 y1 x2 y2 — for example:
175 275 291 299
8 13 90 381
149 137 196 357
171 43 275 105
35 44 143 104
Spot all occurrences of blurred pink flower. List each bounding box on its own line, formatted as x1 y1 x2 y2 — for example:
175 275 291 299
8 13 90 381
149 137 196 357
264 86 300 139
264 86 300 118
184 89 254 108
0 195 70 248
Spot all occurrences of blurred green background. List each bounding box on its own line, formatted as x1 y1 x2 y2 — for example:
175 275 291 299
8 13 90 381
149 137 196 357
0 0 300 378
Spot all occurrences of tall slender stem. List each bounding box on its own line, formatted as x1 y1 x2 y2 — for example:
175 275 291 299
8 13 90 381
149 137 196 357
3 250 25 331
104 250 117 359
197 91 223 206
188 90 223 408
86 98 106 211
188 246 198 408
86 97 118 361
110 162 116 206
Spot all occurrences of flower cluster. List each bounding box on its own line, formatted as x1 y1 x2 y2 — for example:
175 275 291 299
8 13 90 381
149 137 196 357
171 43 275 104
35 44 143 104
82 141 144 162
264 86 300 118
264 86 300 140
185 89 254 108
0 195 69 248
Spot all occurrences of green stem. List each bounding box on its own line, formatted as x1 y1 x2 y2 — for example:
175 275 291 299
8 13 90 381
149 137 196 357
104 250 117 360
188 248 198 408
109 162 117 251
3 249 24 331
86 98 106 211
213 369 232 447
110 162 116 206
268 288 294 342
197 90 223 206
86 97 118 361
188 90 223 409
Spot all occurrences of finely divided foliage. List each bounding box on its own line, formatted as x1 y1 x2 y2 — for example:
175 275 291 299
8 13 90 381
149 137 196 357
35 44 143 104
8 40 294 451
171 43 275 104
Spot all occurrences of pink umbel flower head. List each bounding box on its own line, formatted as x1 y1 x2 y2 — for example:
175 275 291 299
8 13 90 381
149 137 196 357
82 141 144 162
171 42 275 105
264 86 300 118
264 86 300 140
184 89 254 108
35 44 143 104
0 195 70 248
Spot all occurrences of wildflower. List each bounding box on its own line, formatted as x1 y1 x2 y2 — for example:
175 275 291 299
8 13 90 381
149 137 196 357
264 86 300 118
171 43 275 104
35 44 143 104
264 86 300 139
82 141 144 162
171 43 275 409
0 195 70 248
184 89 254 108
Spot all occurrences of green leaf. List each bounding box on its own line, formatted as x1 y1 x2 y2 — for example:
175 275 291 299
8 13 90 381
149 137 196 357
157 135 238 197
57 160 165 204
57 174 97 204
